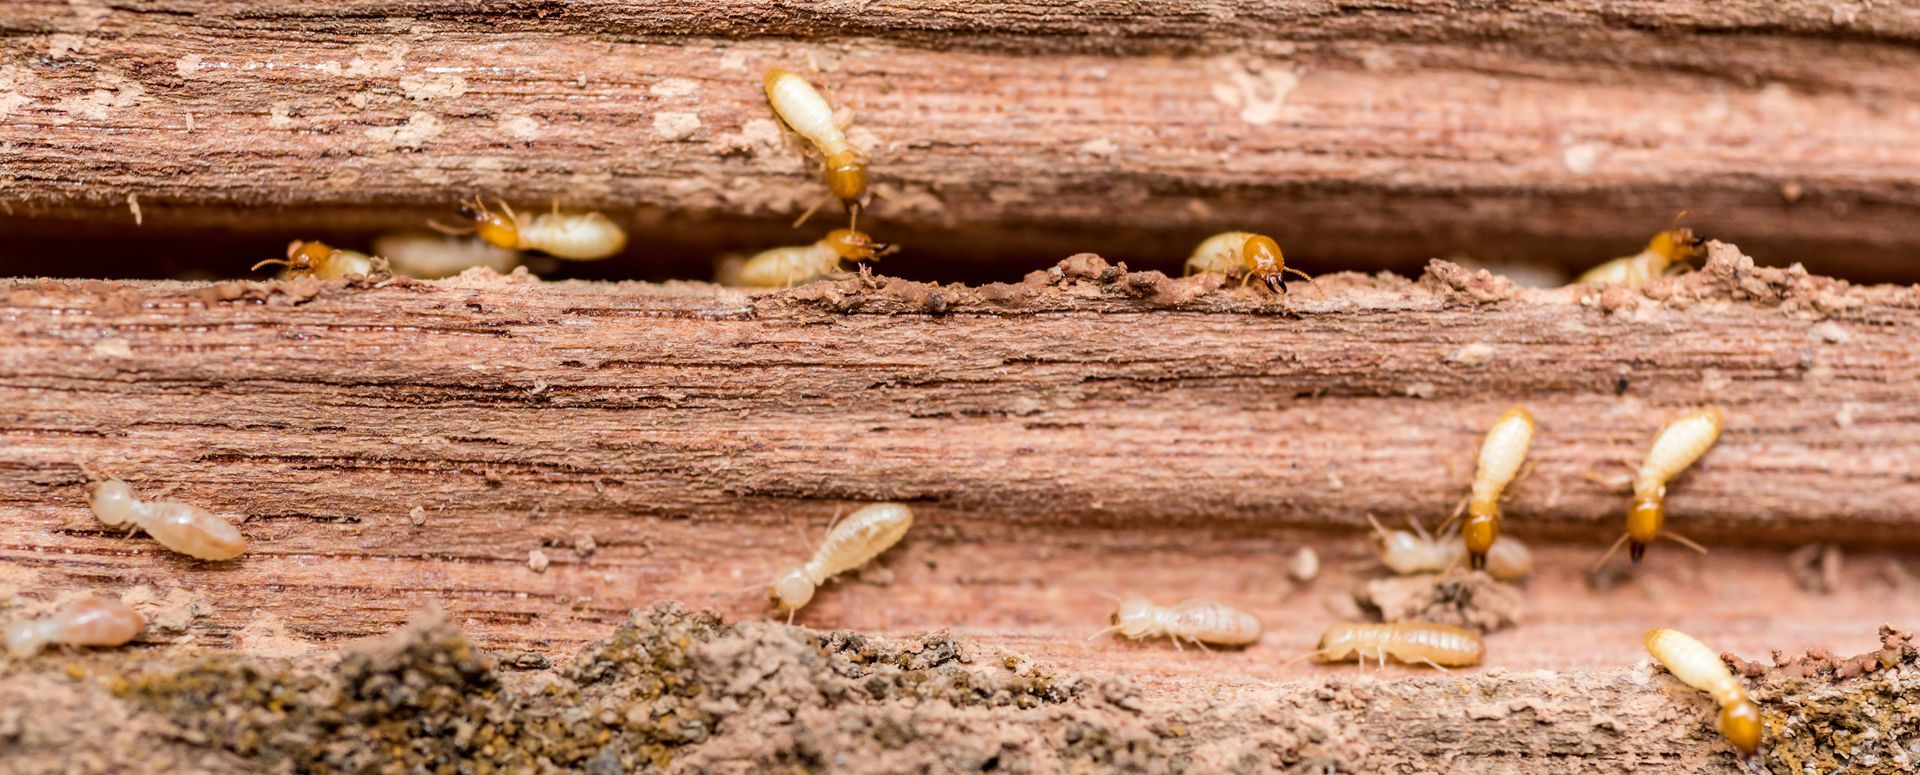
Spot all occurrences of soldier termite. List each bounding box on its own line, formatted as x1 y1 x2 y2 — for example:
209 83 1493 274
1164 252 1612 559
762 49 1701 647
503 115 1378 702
1297 621 1485 670
436 197 627 261
86 478 247 561
1366 515 1533 581
1182 231 1317 295
1595 407 1725 568
1088 598 1263 650
1437 407 1535 571
1644 628 1763 760
252 240 391 280
4 596 146 658
1574 215 1707 286
764 68 869 229
769 503 914 620
735 228 897 288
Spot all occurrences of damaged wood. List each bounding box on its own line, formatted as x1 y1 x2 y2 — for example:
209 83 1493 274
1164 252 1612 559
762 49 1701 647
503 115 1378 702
4 1 1920 278
2 242 1919 660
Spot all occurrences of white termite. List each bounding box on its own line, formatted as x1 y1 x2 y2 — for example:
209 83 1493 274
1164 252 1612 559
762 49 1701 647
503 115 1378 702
4 596 146 658
770 503 914 616
87 478 247 561
1091 598 1263 650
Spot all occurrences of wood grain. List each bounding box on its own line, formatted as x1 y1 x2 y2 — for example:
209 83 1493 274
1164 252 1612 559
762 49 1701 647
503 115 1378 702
5 1 1920 280
1 244 1916 659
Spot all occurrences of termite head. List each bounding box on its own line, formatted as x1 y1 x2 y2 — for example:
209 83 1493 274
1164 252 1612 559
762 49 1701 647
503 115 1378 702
1108 597 1157 638
1719 698 1763 756
85 479 136 526
824 150 868 205
769 568 815 611
1241 235 1288 293
1627 493 1664 563
1462 510 1498 571
252 240 334 275
1366 516 1432 574
1649 227 1706 271
1313 626 1361 662
455 198 521 250
823 228 895 263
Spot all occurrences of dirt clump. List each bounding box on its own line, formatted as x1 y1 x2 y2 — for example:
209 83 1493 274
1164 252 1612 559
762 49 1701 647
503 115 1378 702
1357 571 1522 634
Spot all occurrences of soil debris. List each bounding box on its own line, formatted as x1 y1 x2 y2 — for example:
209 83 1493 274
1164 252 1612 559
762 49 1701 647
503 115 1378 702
1357 572 1522 634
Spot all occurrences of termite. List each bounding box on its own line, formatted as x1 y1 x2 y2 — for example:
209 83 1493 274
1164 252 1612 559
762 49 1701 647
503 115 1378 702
1574 215 1707 286
1300 621 1485 670
437 197 627 261
373 231 521 279
1089 598 1263 650
1439 407 1535 571
736 228 897 288
1644 628 1763 759
4 596 146 658
764 68 869 229
1182 231 1316 294
769 503 914 618
1365 515 1533 581
86 478 247 561
252 240 391 280
1596 407 1724 567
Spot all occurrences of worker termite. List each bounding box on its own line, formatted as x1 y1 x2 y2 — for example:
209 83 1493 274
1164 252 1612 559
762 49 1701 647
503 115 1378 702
373 231 521 279
1299 621 1485 670
1089 598 1263 650
1182 231 1316 294
764 68 869 228
437 197 628 261
1595 407 1725 568
1574 215 1707 286
86 478 247 561
735 228 897 288
1366 515 1533 581
1439 407 1535 571
4 596 146 658
1644 628 1763 759
252 240 391 280
769 503 914 619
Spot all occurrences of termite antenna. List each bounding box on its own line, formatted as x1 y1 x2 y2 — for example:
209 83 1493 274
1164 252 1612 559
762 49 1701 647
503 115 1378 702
1365 513 1390 539
790 195 829 229
249 258 295 272
1665 530 1710 555
1277 649 1321 669
1593 533 1631 573
1094 591 1125 605
427 219 474 236
1283 267 1326 299
1086 625 1120 642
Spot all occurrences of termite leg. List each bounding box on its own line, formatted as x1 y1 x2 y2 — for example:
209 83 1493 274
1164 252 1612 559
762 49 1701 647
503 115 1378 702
1170 637 1183 652
493 197 517 222
1190 637 1212 653
1417 657 1452 673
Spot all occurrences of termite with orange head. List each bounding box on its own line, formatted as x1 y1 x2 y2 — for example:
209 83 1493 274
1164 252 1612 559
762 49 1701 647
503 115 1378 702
735 228 898 288
1437 407 1534 571
1366 515 1533 581
1644 628 1763 760
764 68 869 229
4 596 146 658
1574 214 1707 286
439 197 627 261
87 478 246 561
252 240 391 280
1596 407 1725 568
1298 621 1484 670
1182 232 1316 295
1090 598 1262 651
770 503 914 620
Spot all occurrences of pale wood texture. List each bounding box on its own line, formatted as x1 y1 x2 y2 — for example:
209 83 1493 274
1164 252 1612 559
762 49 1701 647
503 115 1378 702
3 244 1918 664
4 1 1920 279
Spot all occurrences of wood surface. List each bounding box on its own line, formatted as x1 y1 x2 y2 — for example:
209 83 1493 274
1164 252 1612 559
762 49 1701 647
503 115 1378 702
3 244 1916 662
4 1 1920 280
